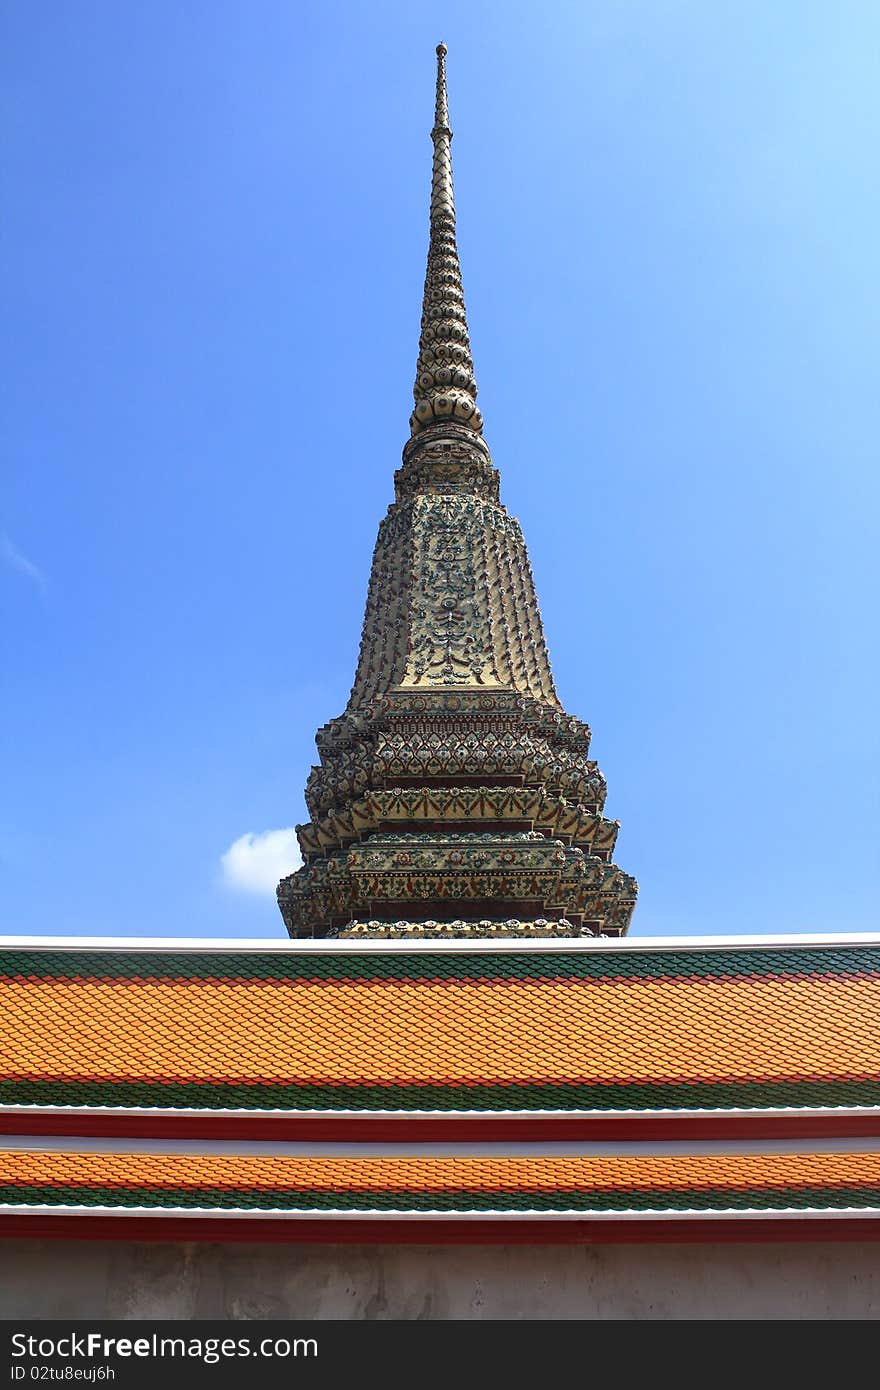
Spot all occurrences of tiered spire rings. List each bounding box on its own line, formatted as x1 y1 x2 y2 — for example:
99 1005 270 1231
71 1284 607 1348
410 44 483 438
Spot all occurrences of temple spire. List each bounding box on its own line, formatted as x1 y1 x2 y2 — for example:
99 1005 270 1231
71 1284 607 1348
410 44 483 437
277 43 637 941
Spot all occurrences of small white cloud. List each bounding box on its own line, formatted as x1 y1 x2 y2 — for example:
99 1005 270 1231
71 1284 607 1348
221 827 302 896
1 532 46 587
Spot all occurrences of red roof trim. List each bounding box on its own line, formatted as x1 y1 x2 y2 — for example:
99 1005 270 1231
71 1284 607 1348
3 1112 880 1142
2 1214 879 1244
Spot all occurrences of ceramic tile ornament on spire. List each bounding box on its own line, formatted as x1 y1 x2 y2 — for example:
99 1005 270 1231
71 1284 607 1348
278 46 638 939
409 42 482 439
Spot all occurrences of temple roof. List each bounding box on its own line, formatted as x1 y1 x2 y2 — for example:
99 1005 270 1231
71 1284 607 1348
3 936 880 1113
2 935 879 1239
4 1149 880 1218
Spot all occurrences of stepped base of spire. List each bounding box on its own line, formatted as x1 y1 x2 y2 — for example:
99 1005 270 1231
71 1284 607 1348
304 691 601 821
297 783 621 858
277 689 637 941
332 917 621 940
277 823 637 937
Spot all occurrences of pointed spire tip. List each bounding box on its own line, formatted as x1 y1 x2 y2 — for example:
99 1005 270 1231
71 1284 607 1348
409 37 483 439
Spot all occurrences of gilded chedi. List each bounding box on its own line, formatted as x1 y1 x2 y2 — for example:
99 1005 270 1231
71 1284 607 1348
278 46 637 938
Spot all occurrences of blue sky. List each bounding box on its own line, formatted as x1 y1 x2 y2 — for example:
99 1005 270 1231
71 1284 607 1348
2 1 878 939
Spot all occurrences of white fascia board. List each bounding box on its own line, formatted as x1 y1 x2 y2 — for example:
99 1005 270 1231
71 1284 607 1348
1 1103 878 1120
2 1202 879 1222
1 932 879 954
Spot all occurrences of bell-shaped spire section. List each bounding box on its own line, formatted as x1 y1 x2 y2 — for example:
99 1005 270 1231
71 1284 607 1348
410 44 483 437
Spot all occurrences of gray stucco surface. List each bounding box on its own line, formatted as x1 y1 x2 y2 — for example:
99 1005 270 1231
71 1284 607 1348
1 1238 879 1320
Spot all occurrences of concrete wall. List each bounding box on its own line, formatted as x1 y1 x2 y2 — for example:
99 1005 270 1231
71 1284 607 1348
1 1238 879 1320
